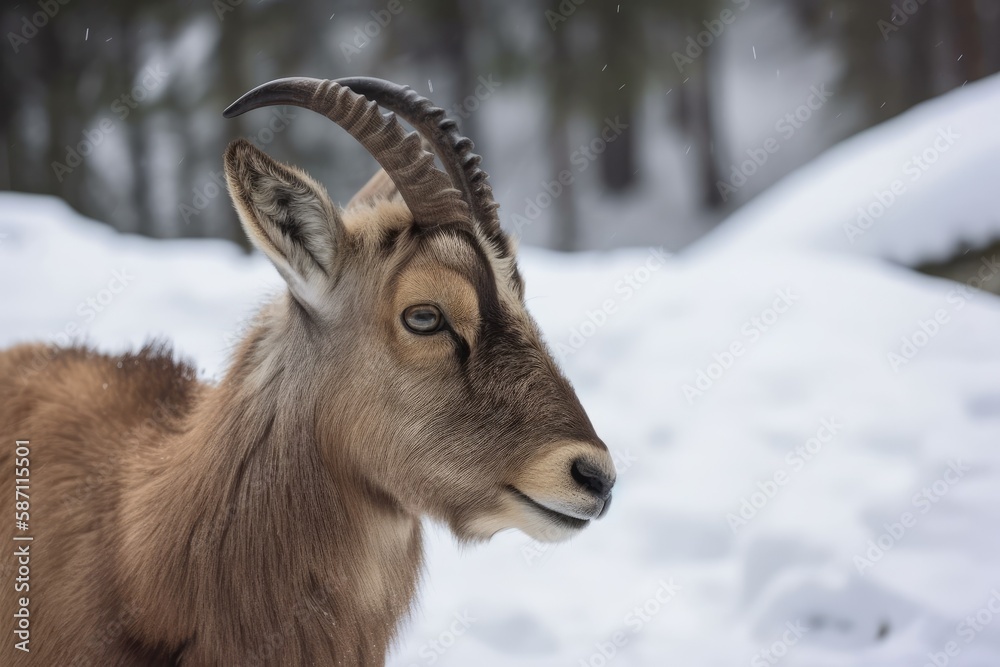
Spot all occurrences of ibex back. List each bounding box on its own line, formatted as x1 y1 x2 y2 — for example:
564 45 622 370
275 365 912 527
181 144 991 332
0 77 615 666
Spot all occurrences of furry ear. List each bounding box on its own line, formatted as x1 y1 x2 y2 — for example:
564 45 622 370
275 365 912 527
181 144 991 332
346 168 400 209
224 139 343 310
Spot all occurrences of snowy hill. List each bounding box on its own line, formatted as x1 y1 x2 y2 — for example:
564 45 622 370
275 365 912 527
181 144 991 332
2 75 1000 667
700 73 1000 267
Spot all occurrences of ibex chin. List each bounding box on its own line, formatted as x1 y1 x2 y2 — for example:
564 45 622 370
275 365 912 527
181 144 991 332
0 77 615 666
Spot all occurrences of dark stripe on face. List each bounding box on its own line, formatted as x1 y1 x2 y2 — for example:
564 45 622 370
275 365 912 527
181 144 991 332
446 328 471 364
426 226 509 338
389 224 524 364
378 225 406 254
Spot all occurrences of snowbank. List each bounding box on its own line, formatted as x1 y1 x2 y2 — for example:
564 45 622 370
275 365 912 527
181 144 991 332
699 73 1000 267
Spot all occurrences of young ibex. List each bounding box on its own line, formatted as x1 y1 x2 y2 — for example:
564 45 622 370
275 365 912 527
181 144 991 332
0 77 615 666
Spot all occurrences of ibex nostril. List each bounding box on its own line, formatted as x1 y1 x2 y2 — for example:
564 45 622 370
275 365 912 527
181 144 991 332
570 458 614 500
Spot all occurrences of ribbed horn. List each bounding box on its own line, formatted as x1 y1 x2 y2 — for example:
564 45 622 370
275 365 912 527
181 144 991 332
223 77 469 228
332 77 507 252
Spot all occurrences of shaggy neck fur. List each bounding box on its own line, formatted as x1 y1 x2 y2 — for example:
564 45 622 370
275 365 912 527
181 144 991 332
119 296 423 666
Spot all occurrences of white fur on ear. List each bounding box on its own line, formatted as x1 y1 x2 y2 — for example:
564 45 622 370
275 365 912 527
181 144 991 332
224 139 343 310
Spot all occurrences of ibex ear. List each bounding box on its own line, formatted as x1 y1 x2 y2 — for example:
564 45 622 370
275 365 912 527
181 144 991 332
346 168 400 209
223 139 343 309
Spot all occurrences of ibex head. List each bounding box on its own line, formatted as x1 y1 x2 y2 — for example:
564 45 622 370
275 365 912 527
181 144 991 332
222 78 614 543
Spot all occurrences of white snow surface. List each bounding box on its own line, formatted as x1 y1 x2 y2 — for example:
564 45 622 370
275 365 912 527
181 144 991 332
3 76 1000 667
699 73 1000 267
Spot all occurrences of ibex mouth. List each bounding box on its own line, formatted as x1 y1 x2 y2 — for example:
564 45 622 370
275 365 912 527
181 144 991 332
506 486 592 530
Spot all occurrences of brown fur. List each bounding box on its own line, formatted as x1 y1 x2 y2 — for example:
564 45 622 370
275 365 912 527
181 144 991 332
0 141 615 666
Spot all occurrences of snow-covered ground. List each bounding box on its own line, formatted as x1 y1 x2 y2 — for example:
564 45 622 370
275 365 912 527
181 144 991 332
3 75 1000 667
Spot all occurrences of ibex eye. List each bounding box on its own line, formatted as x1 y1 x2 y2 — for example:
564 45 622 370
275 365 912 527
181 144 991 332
402 304 444 334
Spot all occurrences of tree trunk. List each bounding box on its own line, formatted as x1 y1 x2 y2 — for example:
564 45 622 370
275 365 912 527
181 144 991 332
548 113 577 252
901 0 935 107
949 0 985 82
594 0 638 193
218 6 253 250
599 105 636 193
686 44 725 209
547 16 578 252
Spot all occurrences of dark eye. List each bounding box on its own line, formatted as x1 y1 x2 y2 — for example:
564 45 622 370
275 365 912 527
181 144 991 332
402 304 444 334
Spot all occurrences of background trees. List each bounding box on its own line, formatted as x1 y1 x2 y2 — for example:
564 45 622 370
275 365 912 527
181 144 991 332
1 0 995 251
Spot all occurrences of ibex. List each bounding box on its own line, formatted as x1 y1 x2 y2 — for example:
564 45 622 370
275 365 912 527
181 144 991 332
0 77 615 666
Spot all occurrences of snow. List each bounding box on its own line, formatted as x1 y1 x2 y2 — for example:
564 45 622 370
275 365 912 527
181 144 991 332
700 73 1000 266
3 75 1000 666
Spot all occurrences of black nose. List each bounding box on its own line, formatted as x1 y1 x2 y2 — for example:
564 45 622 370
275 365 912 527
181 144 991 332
570 458 614 500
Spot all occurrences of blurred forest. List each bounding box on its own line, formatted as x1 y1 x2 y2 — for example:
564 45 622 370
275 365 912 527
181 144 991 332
1 0 998 251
